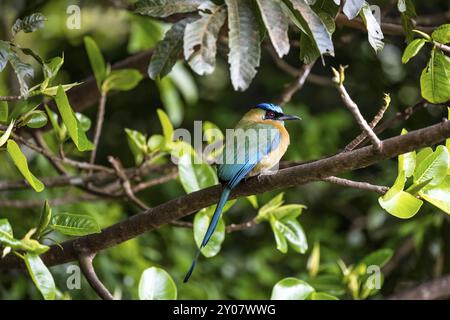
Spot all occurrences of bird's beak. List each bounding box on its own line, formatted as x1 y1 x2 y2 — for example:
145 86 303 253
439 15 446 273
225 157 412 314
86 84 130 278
278 114 301 121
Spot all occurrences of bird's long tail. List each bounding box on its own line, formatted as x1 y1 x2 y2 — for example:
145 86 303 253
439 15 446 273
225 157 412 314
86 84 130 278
184 187 231 283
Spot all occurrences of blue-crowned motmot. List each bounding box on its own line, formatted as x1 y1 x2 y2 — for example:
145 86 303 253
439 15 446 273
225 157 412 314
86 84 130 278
184 103 300 282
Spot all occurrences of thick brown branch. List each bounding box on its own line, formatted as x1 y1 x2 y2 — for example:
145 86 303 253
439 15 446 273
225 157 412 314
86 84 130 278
389 274 450 300
78 252 114 300
1 119 449 270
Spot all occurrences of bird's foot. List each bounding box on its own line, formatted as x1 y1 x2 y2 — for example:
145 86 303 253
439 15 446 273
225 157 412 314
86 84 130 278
257 170 276 181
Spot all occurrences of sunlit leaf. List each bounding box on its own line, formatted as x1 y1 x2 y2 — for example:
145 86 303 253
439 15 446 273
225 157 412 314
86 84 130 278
41 55 64 90
0 120 15 148
402 38 426 64
420 176 450 214
398 129 416 178
342 0 364 19
194 208 225 257
84 36 106 89
360 2 384 53
307 242 320 277
138 267 177 300
156 108 174 143
257 193 285 221
432 24 450 44
23 253 56 300
101 69 143 93
36 201 52 238
23 110 48 129
157 75 184 126
178 153 218 193
420 48 450 103
125 128 148 165
273 218 308 253
271 278 315 300
50 213 101 236
310 292 338 300
413 145 449 187
169 63 198 106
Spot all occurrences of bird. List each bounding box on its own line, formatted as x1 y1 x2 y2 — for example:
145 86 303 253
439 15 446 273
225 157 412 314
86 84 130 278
184 103 300 282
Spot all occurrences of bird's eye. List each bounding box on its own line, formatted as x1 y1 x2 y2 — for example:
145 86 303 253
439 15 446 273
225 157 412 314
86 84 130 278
266 111 276 119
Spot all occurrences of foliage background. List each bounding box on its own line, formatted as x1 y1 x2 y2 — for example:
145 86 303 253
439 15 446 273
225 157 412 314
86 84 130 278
0 0 449 299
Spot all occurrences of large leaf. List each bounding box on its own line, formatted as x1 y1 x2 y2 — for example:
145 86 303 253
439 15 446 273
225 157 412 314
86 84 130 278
398 129 416 178
0 120 15 148
0 41 11 72
342 0 364 19
413 145 449 187
420 48 450 103
299 32 321 64
256 0 290 58
402 38 426 64
50 213 101 236
272 218 308 253
157 76 184 126
360 2 384 53
23 253 56 300
257 192 285 221
148 18 193 79
226 0 261 91
194 208 225 257
101 69 143 93
9 53 34 97
271 278 315 300
178 153 218 193
360 248 393 268
6 140 44 192
84 36 106 89
54 86 94 151
432 24 450 44
183 2 227 75
135 0 203 18
420 176 450 214
12 13 46 36
168 62 199 105
287 0 334 56
138 267 177 300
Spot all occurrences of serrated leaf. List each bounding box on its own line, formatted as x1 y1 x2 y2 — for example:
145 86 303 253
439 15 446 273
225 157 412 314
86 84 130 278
138 267 177 300
432 24 450 44
256 0 290 57
360 2 384 53
9 53 34 97
271 278 315 300
178 153 218 193
288 0 334 56
343 0 364 19
50 213 101 236
420 48 450 104
194 208 225 257
84 36 106 89
54 86 94 151
6 140 44 192
23 253 56 300
184 3 226 75
413 145 449 187
12 13 46 36
226 0 261 91
402 38 426 64
135 0 203 18
148 18 193 79
101 69 143 93
0 120 15 148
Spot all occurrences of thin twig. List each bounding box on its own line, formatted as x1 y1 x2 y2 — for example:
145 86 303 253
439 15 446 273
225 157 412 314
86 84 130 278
133 170 178 193
321 176 388 194
226 218 258 233
31 130 68 175
0 95 22 101
0 194 100 208
344 94 391 152
276 61 316 105
77 252 114 300
434 42 450 54
332 66 383 152
89 93 107 171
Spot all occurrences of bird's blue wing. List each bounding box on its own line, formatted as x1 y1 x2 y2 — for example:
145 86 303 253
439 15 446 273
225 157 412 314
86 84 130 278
217 123 280 188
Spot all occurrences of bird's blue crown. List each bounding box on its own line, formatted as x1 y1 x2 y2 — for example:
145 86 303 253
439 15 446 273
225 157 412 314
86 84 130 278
255 103 283 114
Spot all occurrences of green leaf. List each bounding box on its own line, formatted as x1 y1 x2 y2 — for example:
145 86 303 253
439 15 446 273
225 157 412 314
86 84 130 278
419 176 450 214
273 218 308 253
270 218 288 253
84 36 106 89
0 41 11 72
125 128 148 166
0 219 13 236
0 120 15 148
246 195 258 208
413 145 449 187
178 153 218 193
6 140 44 192
398 129 416 178
256 0 290 58
23 110 48 129
40 82 80 96
157 77 184 126
307 241 320 277
299 32 321 64
0 224 48 254
194 208 225 257
148 134 166 151
360 2 384 53
148 18 193 79
402 38 426 64
9 52 34 97
447 108 450 152
157 108 175 143
183 2 227 75
271 278 315 300
420 48 450 103
257 193 285 221
416 147 433 165
44 105 64 141
101 69 143 93
36 201 52 238
342 0 364 19
360 248 393 268
286 0 334 56
226 0 261 91
310 292 339 300
168 63 198 106
50 213 101 236
75 113 92 132
138 267 177 300
23 253 56 300
378 171 422 219
41 56 64 90
270 204 307 220
0 101 8 122
54 86 94 151
135 0 203 18
12 13 46 36
432 24 450 44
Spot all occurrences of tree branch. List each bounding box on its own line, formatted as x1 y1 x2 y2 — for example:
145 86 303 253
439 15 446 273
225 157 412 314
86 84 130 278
78 252 114 300
89 93 107 170
389 274 450 300
1 119 449 270
321 176 388 194
276 61 316 105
